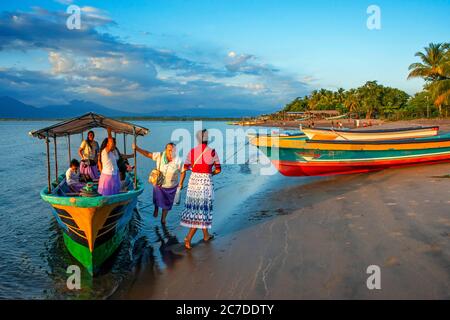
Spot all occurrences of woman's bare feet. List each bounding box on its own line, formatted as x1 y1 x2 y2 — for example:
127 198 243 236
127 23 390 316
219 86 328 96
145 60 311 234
184 237 192 250
203 234 214 242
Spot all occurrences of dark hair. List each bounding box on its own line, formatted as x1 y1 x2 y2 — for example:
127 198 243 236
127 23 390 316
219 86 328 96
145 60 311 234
117 157 129 174
196 129 208 144
70 159 80 167
100 137 120 155
166 142 175 148
100 138 108 153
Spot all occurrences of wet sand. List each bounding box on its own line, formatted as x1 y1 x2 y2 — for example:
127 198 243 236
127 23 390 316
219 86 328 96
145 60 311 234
113 163 450 299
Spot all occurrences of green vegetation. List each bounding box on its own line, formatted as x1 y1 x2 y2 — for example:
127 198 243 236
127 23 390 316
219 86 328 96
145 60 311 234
282 42 449 120
408 42 450 117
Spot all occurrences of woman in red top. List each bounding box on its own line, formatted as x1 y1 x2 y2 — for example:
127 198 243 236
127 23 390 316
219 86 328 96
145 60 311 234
179 129 221 249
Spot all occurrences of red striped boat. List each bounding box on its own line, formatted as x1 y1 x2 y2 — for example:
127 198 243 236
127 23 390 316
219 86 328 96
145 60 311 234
250 132 450 176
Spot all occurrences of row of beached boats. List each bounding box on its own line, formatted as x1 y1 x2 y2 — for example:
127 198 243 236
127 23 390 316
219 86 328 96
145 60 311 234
249 125 450 176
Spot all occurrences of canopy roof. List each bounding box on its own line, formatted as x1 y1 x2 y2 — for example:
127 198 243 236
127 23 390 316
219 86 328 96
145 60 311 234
29 112 150 139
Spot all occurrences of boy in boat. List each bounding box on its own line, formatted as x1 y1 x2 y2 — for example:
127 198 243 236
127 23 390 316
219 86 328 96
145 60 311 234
66 159 86 193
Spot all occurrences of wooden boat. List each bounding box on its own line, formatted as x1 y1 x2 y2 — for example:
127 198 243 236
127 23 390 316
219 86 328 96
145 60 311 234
302 126 439 141
249 132 450 176
30 113 149 275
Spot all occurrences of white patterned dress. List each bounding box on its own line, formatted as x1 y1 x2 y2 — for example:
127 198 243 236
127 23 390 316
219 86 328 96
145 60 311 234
180 144 220 229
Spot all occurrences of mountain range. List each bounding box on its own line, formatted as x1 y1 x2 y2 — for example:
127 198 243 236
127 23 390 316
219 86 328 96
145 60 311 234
0 96 264 119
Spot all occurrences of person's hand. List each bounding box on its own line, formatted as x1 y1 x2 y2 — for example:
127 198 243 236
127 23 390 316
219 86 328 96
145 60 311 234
178 184 183 190
132 143 137 151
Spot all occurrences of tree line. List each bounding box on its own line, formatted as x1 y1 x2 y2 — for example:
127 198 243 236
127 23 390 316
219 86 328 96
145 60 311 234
282 43 449 119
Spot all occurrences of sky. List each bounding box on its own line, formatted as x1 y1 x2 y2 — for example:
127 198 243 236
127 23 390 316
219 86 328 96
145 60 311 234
0 0 449 113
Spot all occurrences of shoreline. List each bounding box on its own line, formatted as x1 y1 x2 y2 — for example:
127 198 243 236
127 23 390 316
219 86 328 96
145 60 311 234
113 162 450 299
244 118 450 131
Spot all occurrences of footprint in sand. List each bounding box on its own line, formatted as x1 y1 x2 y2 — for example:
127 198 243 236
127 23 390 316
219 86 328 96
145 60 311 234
386 202 397 206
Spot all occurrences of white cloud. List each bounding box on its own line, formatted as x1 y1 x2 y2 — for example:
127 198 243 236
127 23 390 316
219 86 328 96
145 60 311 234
48 51 74 74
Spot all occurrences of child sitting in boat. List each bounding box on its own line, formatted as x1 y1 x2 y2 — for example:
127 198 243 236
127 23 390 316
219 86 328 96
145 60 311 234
66 159 86 193
118 157 133 192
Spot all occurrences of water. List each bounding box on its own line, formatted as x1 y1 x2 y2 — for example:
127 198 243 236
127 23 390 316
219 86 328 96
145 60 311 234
0 120 287 299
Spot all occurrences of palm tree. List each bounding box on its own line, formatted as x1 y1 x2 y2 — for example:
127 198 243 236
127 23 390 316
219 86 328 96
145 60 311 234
344 89 360 115
428 48 450 112
408 43 450 115
408 43 448 81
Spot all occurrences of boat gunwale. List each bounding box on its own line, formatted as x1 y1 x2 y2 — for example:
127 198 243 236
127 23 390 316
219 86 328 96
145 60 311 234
304 134 450 145
40 178 145 208
304 126 439 134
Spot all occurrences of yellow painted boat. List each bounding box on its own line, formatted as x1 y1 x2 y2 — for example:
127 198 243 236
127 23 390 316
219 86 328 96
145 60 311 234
30 113 149 275
302 126 439 141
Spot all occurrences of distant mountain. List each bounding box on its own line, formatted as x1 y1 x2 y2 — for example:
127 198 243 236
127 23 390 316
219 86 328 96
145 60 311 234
39 100 138 118
146 107 264 118
0 96 266 119
0 97 137 118
0 96 42 118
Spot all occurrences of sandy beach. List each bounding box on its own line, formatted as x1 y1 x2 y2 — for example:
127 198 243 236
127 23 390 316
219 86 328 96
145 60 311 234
113 160 450 300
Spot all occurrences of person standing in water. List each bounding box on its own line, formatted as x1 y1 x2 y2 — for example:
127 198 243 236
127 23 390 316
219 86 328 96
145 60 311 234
78 130 100 180
133 142 183 224
179 129 221 249
98 128 121 196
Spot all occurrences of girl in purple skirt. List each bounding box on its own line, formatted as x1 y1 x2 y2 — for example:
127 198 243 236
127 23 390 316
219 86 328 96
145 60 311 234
98 128 121 196
133 142 182 224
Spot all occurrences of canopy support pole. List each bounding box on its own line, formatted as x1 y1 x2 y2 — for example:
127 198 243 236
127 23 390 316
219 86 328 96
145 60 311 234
46 136 51 193
133 127 137 189
67 134 71 165
54 135 59 183
81 132 84 141
123 133 127 154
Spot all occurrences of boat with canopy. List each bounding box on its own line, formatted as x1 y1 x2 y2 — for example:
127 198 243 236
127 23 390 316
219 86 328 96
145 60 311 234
30 113 149 275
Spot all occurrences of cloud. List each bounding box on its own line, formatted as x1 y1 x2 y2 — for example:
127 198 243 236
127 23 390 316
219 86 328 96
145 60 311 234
48 51 74 74
0 8 311 112
225 51 278 76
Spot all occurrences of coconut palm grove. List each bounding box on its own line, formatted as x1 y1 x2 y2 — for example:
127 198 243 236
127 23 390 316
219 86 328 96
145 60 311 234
282 43 450 119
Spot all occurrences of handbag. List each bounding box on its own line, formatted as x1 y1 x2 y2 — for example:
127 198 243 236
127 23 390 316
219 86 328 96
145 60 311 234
149 153 165 186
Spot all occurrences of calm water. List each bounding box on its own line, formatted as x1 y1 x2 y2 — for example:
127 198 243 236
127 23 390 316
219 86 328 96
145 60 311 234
0 120 288 299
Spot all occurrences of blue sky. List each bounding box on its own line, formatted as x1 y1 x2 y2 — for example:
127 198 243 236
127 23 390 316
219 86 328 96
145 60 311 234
0 0 449 112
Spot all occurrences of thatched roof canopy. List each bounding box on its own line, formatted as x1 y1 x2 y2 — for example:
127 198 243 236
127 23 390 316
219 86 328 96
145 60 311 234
30 112 149 139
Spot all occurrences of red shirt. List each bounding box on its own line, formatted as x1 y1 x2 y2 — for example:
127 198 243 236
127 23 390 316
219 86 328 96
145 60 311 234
184 143 221 174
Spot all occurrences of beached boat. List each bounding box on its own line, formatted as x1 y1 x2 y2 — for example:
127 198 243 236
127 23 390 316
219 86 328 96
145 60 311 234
250 132 450 176
30 113 149 274
302 126 439 141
